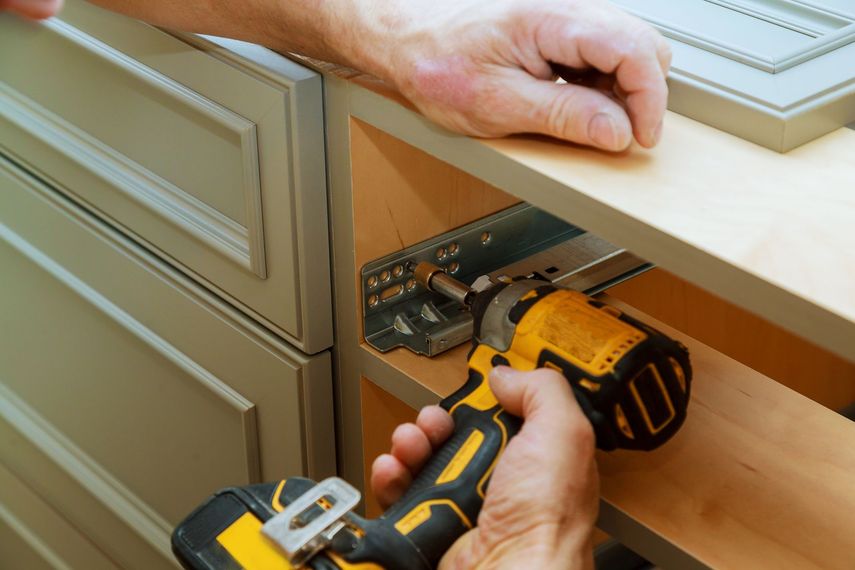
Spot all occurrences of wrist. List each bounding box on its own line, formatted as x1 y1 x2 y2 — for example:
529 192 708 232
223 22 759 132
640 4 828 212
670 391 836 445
318 0 413 84
470 526 594 570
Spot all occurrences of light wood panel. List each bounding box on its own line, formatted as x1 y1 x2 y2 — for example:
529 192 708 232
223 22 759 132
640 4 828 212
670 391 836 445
360 377 420 518
357 300 855 568
608 268 855 410
350 119 518 270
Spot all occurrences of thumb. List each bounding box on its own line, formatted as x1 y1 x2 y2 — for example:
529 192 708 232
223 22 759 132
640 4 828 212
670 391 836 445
504 72 633 151
489 366 594 447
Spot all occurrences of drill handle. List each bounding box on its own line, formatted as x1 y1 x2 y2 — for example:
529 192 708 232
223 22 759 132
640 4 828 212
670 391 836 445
368 367 520 570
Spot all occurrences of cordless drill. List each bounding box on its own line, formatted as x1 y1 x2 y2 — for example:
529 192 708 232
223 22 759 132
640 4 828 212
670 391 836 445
172 263 691 570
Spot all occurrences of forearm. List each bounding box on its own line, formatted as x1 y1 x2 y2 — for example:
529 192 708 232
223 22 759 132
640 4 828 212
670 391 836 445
86 0 401 80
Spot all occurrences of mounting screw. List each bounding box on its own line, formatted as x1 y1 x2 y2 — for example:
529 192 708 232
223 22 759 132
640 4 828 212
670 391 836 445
392 264 404 278
480 232 492 245
448 243 459 255
436 247 448 260
379 270 391 282
367 275 378 288
449 262 460 274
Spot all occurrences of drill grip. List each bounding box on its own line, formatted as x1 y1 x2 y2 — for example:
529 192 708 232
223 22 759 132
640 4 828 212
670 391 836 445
372 367 520 569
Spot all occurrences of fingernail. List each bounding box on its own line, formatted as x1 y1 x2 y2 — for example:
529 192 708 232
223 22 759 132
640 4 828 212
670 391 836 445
588 113 623 150
490 366 518 382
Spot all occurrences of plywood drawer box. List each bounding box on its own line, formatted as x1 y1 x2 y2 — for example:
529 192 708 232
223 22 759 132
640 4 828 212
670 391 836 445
0 0 331 352
0 155 335 568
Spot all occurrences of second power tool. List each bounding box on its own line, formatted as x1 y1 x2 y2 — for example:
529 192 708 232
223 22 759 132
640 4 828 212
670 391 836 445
172 263 692 570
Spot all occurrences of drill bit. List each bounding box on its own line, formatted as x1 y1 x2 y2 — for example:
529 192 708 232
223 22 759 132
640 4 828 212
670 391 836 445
409 261 474 307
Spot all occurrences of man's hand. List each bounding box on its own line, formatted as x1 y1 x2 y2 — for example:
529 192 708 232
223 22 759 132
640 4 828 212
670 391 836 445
0 0 62 19
364 0 671 151
372 367 600 569
4 0 669 150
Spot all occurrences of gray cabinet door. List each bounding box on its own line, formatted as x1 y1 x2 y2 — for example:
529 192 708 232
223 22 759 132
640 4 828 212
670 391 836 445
0 154 335 568
612 0 855 151
0 464 121 570
0 0 332 352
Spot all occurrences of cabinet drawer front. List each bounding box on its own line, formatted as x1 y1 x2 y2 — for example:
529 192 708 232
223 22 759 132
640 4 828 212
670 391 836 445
0 0 332 351
0 155 335 567
0 464 121 570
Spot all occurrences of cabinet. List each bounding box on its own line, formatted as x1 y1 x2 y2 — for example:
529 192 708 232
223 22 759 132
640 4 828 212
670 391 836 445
1 0 332 352
0 4 335 567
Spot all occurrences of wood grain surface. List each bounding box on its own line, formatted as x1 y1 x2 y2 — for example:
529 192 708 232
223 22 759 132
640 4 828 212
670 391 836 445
608 269 855 410
350 119 519 270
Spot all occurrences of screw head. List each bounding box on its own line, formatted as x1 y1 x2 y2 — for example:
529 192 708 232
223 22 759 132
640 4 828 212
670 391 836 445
480 232 492 245
367 275 378 288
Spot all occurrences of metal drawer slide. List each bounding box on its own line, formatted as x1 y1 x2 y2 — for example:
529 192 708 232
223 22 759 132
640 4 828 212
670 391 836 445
361 204 651 357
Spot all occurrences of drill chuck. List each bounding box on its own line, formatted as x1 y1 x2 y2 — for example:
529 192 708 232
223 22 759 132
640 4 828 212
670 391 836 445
411 261 473 306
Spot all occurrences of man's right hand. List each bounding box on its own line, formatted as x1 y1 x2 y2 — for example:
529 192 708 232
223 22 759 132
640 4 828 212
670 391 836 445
372 367 600 570
351 0 671 151
3 0 670 152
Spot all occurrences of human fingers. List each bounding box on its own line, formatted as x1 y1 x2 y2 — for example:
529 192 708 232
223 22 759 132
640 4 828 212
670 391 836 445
0 0 63 19
499 70 633 151
489 366 594 453
370 453 412 510
537 10 668 147
390 422 434 474
416 405 455 449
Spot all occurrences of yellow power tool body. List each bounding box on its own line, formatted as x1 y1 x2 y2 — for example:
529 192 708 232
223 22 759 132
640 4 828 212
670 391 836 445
172 269 691 570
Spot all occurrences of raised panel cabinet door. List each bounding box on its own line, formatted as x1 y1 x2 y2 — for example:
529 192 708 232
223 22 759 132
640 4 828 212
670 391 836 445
612 0 855 151
0 464 121 570
0 154 335 569
0 0 332 352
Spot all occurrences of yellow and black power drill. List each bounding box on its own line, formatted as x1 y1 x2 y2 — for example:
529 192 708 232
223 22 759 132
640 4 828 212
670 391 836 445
172 263 691 570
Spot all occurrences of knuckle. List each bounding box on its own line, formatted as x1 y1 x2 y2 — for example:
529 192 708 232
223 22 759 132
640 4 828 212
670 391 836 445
567 415 596 454
545 89 599 139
